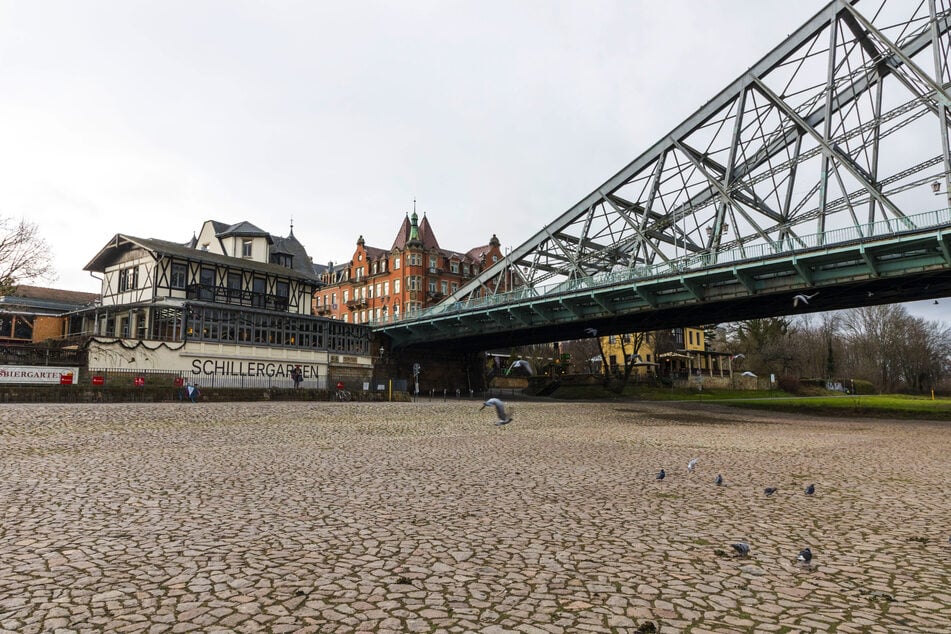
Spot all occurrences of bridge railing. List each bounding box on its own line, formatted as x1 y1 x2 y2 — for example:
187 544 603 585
378 207 950 325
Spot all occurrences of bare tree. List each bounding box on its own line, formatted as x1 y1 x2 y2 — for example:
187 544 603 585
728 317 799 376
841 305 906 392
0 216 56 294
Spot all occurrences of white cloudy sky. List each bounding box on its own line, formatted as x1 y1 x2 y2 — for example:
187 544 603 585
0 0 945 323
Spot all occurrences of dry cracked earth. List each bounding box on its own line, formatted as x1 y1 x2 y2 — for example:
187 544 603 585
1 399 949 633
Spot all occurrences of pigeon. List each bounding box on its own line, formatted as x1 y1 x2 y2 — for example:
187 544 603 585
797 547 812 564
764 487 778 496
687 458 698 472
480 398 512 425
793 292 819 307
715 474 723 486
731 542 750 557
804 483 815 495
583 327 598 337
656 469 666 480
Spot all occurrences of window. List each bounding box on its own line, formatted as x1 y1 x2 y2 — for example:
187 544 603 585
451 261 459 274
428 280 437 293
343 290 349 303
383 281 389 296
275 281 289 309
394 256 401 269
252 277 266 308
451 282 458 293
441 281 448 294
227 272 242 298
199 268 215 301
118 266 138 292
394 279 401 293
171 263 187 289
371 263 377 274
242 239 253 257
429 256 437 268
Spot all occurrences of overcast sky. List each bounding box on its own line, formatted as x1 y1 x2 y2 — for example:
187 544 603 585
0 0 945 323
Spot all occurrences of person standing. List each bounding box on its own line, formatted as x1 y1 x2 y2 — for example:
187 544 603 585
291 365 303 389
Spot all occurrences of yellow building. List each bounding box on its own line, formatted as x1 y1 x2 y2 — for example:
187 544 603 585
600 327 733 379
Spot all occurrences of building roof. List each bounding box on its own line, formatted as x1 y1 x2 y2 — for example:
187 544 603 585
85 234 321 283
216 220 272 241
0 285 100 314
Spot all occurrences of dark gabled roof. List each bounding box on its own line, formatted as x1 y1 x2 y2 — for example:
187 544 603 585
84 234 321 283
390 214 413 251
0 285 99 313
364 245 387 260
216 221 273 242
270 233 318 277
417 215 440 251
466 243 493 261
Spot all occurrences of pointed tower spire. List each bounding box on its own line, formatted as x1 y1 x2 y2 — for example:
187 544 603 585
408 207 422 247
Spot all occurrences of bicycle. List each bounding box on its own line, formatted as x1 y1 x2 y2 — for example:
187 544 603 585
335 389 352 402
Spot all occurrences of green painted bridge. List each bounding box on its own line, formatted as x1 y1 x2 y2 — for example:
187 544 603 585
377 0 951 352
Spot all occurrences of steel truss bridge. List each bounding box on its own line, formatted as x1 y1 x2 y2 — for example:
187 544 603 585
379 0 951 352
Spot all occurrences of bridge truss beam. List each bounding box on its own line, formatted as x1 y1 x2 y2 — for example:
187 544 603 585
440 0 951 305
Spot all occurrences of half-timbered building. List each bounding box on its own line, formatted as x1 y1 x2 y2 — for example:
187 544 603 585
72 220 373 387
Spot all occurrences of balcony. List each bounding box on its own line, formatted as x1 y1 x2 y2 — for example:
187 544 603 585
345 298 368 310
186 284 288 312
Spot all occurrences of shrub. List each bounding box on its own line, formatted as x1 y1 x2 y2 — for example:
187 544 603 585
777 374 801 394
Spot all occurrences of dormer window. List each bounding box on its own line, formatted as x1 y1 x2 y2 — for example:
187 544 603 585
242 239 253 257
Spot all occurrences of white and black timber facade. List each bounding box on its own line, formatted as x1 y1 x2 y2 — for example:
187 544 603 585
73 220 373 388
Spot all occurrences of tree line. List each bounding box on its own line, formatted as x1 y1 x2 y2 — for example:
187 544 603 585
728 306 951 394
552 304 951 395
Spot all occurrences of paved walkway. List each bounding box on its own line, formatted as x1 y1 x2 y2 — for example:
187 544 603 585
1 401 949 633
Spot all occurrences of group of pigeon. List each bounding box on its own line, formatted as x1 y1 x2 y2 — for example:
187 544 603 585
657 457 816 567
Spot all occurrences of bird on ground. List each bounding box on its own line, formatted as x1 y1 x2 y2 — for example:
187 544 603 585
793 292 819 307
715 474 723 486
687 458 698 472
804 483 815 495
797 547 813 564
764 487 778 496
731 542 750 557
656 469 666 480
480 398 512 425
935 300 940 305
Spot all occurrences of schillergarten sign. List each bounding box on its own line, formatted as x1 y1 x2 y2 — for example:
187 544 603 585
0 366 79 385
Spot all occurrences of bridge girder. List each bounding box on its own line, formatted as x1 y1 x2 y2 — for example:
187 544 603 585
377 0 951 351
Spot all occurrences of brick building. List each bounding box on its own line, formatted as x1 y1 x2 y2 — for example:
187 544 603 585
314 210 506 324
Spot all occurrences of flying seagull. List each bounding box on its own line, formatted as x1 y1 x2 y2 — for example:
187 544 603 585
731 542 750 557
764 487 778 496
687 458 699 472
793 292 819 307
656 469 666 480
797 547 812 564
715 474 723 486
583 327 598 337
480 398 512 425
804 483 815 495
